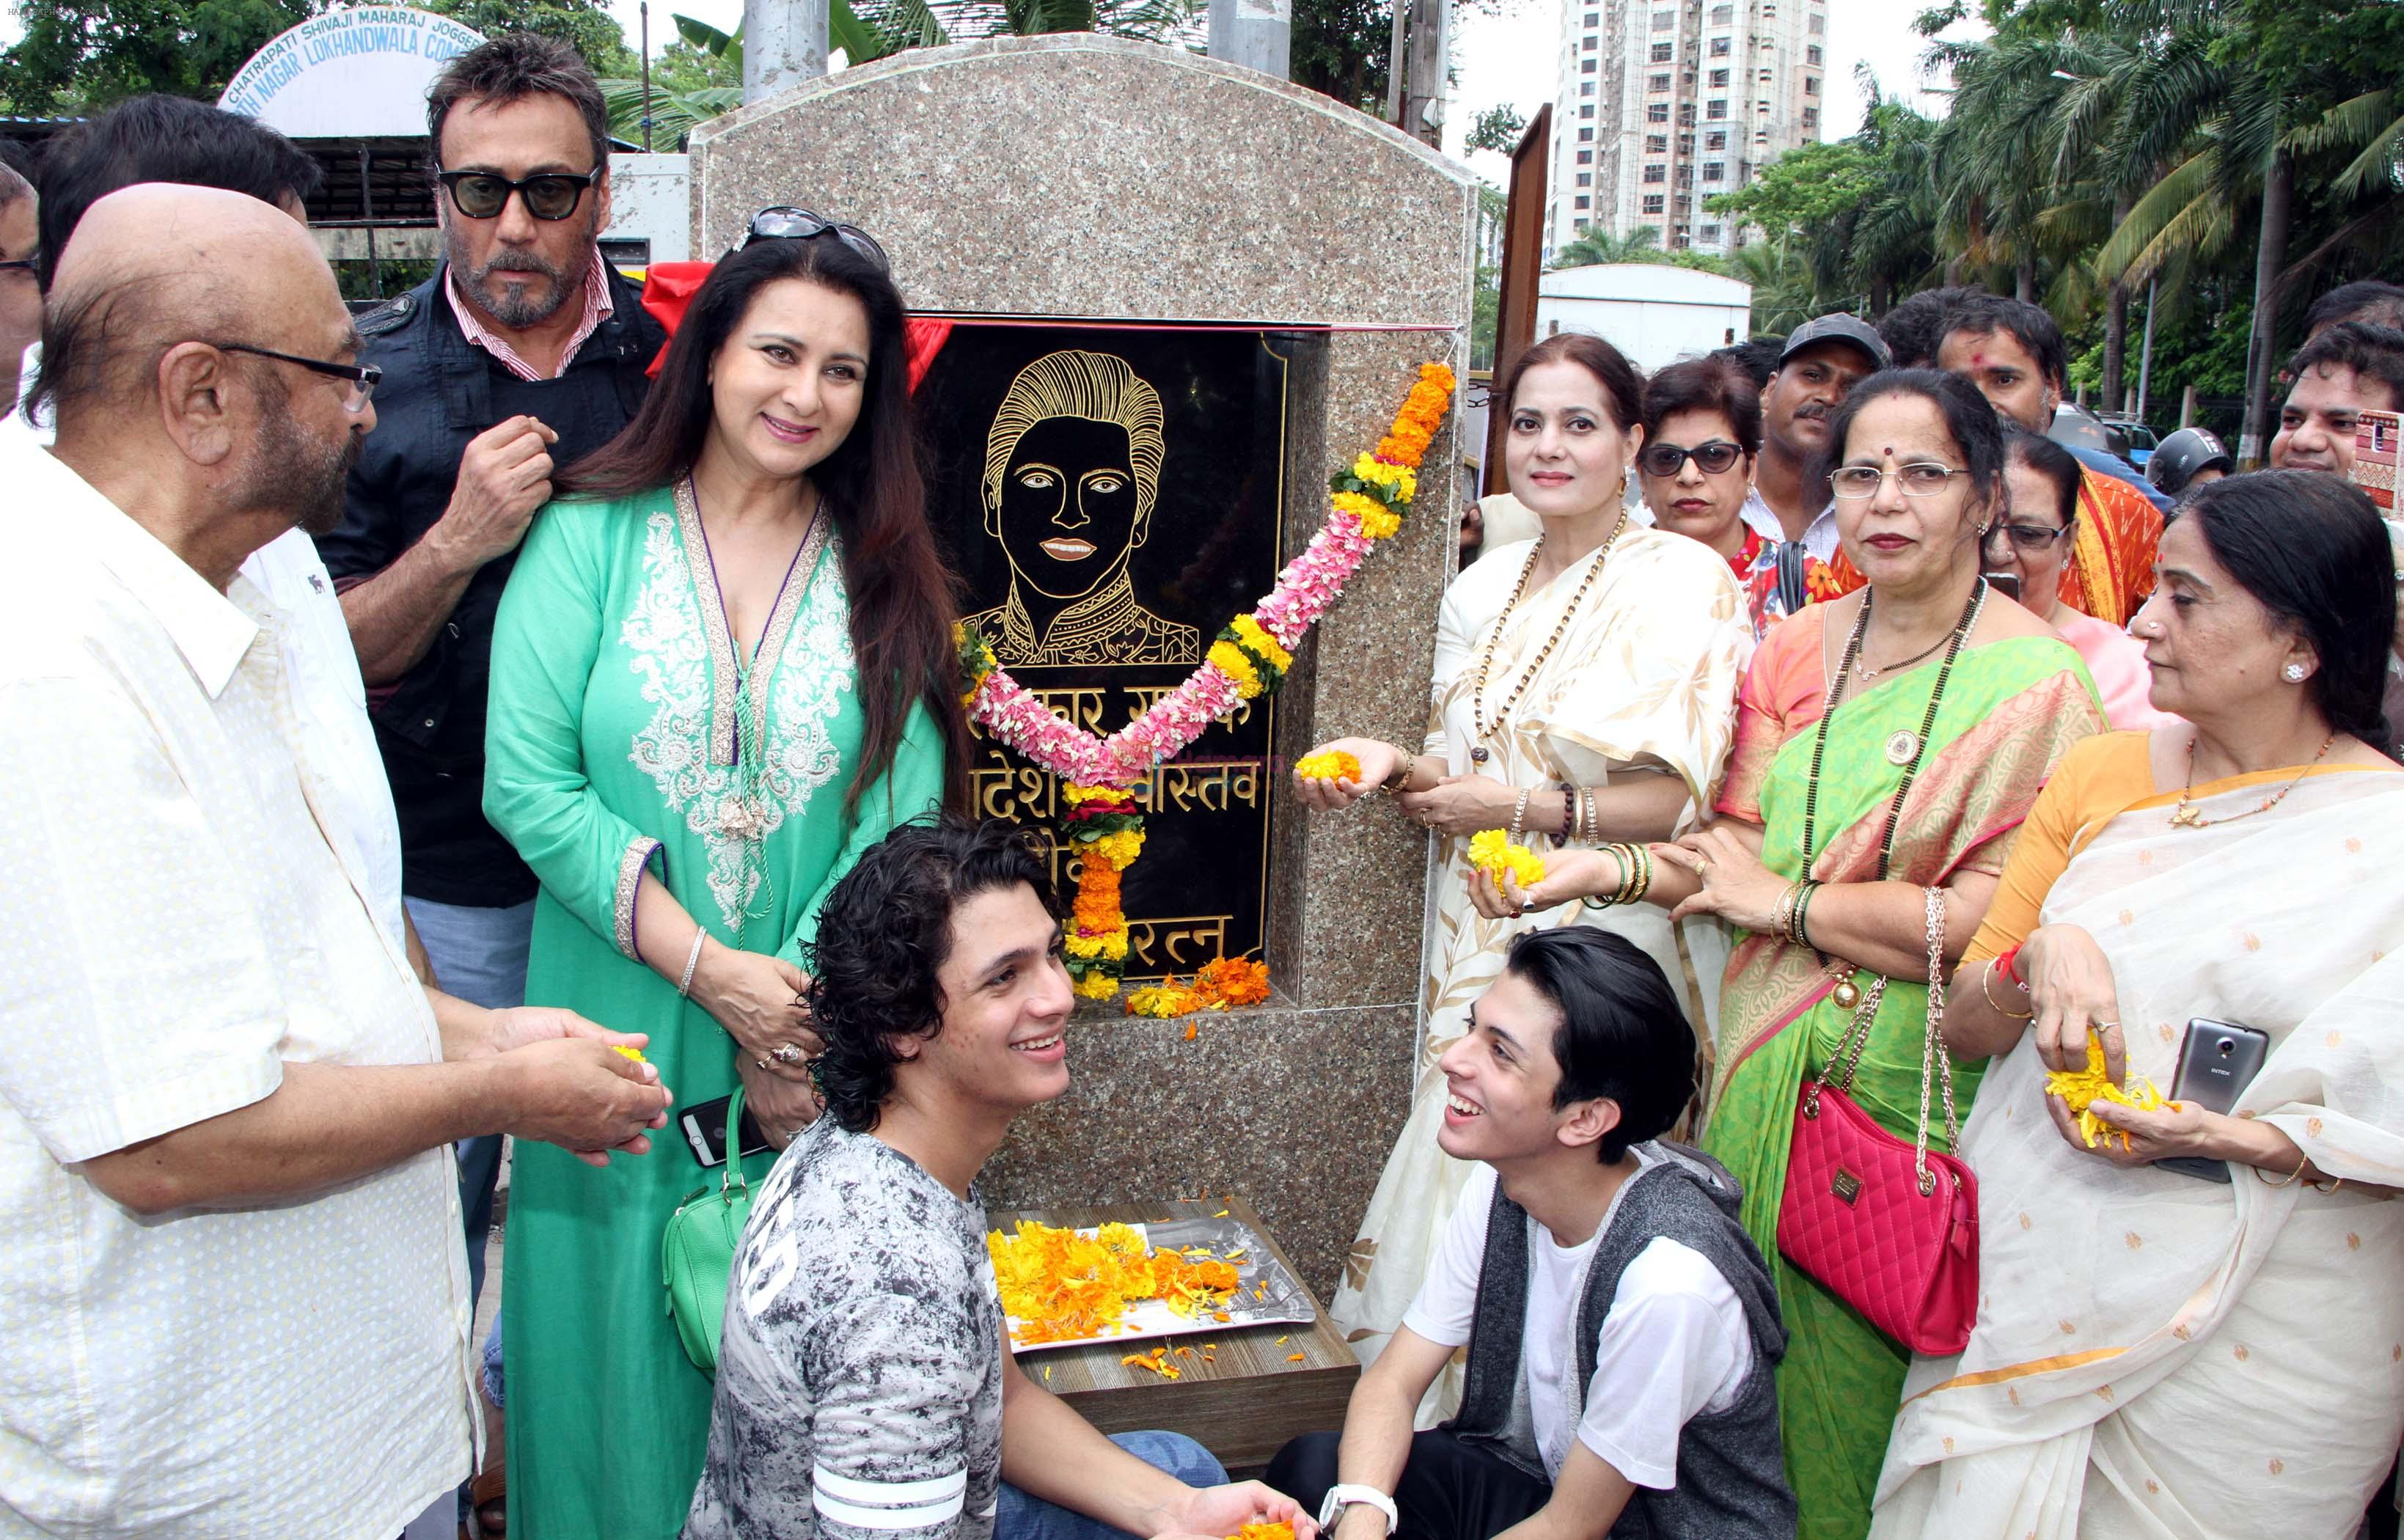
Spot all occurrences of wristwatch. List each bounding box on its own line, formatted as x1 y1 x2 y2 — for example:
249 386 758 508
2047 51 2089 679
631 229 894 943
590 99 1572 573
1317 1484 1399 1536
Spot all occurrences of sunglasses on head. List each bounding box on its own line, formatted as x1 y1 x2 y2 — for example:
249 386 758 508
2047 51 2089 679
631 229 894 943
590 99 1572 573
1638 440 1745 477
437 168 602 222
741 206 891 274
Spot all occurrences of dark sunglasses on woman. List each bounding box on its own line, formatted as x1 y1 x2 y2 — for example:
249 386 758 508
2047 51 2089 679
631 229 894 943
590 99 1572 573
436 168 604 222
1638 440 1745 477
740 206 891 273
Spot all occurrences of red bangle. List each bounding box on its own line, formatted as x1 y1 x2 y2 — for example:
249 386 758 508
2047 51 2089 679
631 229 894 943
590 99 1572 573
1994 945 2026 990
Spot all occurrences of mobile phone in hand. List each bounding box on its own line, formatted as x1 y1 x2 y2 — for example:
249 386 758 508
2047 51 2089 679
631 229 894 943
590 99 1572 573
680 1092 772 1168
2156 1018 2271 1182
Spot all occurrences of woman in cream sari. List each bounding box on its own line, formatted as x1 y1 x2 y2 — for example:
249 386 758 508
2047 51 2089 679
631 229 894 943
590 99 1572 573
1292 332 1748 1401
1875 472 2404 1539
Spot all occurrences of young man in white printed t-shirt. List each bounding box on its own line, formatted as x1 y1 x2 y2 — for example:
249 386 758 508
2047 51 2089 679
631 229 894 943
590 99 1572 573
1269 927 1796 1540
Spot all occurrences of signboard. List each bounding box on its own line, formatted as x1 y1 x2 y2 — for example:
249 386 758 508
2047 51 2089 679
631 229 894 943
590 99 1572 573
220 7 486 139
917 323 1323 979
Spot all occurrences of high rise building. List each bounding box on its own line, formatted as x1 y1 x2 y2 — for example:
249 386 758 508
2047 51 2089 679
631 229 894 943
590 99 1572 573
1548 0 1828 259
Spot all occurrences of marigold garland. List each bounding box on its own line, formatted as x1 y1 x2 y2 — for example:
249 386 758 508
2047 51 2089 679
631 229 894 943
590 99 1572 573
988 1219 1242 1346
963 362 1457 998
1467 829 1547 887
1126 956 1273 1019
2043 1031 2167 1151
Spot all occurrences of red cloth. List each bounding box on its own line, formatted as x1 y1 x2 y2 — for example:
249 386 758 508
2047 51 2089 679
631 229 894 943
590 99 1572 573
636 262 955 392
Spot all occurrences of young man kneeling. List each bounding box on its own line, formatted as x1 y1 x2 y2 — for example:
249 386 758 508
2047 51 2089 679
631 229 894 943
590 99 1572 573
1268 928 1795 1540
685 818 1316 1540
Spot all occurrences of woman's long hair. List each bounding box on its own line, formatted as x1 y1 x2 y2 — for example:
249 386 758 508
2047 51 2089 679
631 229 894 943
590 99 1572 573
559 238 969 813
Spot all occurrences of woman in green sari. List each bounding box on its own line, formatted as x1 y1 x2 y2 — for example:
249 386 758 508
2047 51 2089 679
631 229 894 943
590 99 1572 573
483 224 968 1539
1476 370 2105 1537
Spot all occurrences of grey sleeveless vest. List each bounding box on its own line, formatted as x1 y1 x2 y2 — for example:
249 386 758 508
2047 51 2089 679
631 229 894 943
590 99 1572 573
1443 1143 1797 1540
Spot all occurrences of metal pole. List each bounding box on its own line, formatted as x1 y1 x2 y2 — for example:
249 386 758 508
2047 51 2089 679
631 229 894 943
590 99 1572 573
358 143 381 300
2134 274 2156 422
744 0 828 105
1384 0 1407 128
640 1 654 153
1206 0 1291 78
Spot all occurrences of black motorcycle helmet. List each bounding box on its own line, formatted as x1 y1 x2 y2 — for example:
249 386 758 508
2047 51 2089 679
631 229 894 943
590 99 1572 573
2147 428 2236 496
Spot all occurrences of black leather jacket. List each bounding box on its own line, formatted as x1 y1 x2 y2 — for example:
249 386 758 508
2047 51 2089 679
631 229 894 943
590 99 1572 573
317 263 664 907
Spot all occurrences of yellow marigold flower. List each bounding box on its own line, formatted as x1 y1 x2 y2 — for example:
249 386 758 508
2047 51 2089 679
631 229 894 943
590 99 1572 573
1082 828 1146 870
1352 454 1407 488
2042 1031 2167 1150
1467 829 1547 886
1332 490 1388 524
1358 503 1402 540
1228 613 1293 672
1208 639 1263 698
1294 749 1362 782
1073 971 1121 1001
1061 782 1132 807
612 1045 648 1063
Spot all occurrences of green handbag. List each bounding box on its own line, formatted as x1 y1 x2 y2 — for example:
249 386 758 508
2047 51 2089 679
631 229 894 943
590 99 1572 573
662 1082 755 1374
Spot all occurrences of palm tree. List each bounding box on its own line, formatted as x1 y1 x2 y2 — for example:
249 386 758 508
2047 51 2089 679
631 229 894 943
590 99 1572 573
1549 224 1667 269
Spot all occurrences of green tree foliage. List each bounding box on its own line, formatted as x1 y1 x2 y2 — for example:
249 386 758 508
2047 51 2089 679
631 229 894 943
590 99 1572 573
1465 103 1525 155
417 0 640 76
1 0 311 113
1291 0 1393 114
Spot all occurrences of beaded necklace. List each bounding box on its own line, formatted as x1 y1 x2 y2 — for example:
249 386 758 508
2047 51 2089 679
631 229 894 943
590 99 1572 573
1468 510 1629 765
1798 579 1988 1005
2166 731 2337 828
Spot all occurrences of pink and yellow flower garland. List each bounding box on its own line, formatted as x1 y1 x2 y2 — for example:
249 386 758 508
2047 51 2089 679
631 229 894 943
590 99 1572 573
960 362 1456 1000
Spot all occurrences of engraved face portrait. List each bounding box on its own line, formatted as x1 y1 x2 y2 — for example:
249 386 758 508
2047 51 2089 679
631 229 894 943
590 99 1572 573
964 350 1201 667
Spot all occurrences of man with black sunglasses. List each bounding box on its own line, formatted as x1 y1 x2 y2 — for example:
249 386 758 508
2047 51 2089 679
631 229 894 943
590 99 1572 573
315 32 666 1329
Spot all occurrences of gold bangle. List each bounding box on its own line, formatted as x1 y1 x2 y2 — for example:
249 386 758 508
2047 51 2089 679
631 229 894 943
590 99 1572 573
2311 1173 2345 1194
1979 957 2034 1020
1382 744 1419 793
2254 1151 2312 1189
1581 844 1629 910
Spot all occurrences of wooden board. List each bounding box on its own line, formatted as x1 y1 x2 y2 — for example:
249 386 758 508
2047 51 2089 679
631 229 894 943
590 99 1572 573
992 1194 1359 1473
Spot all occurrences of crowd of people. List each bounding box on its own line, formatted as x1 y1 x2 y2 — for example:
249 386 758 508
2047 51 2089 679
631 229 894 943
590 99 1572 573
2 26 2403 1540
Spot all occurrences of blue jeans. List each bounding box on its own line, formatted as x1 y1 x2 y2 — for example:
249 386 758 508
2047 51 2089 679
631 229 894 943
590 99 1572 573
406 895 535 1306
997 1431 1226 1540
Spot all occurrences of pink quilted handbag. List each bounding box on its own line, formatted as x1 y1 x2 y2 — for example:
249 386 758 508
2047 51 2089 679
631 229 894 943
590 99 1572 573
1775 889 1979 1357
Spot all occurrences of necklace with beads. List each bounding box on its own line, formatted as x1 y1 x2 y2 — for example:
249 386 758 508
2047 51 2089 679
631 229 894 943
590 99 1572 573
2166 730 2337 829
1799 578 1988 1008
1468 510 1629 764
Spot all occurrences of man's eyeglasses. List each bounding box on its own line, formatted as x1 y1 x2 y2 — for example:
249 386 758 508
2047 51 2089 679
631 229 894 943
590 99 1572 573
1828 463 1968 499
216 342 381 414
436 168 602 221
742 206 891 274
1985 520 2072 551
1638 440 1745 477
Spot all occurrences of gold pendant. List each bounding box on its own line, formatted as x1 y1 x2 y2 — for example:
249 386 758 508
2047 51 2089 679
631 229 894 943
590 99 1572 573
1832 978 1862 1010
1884 730 1921 766
2169 802 2202 828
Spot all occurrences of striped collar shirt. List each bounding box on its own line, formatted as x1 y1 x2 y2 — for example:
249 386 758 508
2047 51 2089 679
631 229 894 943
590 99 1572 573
444 249 615 381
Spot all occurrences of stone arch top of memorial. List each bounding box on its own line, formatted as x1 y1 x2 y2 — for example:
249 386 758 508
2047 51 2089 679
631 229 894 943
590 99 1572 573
687 34 1477 326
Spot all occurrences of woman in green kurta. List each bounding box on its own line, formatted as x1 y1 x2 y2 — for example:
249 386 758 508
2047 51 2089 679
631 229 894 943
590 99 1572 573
1475 375 2104 1538
485 227 968 1540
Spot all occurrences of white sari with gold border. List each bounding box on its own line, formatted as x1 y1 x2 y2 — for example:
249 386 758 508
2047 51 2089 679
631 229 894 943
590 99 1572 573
1871 769 2404 1540
1327 527 1750 1415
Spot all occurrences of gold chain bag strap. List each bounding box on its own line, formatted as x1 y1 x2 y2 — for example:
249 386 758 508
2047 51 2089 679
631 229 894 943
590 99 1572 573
1774 886 1980 1354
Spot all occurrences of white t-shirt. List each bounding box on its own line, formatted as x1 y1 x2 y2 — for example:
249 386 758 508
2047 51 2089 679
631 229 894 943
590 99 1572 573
1401 1155 1754 1489
7 343 407 947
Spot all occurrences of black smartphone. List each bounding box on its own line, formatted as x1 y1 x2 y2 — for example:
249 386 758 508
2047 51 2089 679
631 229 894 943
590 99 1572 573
1985 571 2023 601
2157 1018 2272 1182
680 1092 772 1168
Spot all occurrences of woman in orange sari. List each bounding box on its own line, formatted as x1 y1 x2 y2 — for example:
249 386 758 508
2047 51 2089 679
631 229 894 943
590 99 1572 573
1478 370 2106 1538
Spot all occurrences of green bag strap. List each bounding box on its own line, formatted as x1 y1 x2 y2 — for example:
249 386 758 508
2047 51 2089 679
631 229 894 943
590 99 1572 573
721 1081 750 1200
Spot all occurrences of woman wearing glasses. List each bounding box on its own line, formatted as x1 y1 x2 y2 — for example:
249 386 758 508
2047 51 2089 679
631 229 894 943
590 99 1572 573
1635 354 1773 639
1985 427 2178 730
1295 331 1751 1406
1476 370 2105 1538
482 216 967 1539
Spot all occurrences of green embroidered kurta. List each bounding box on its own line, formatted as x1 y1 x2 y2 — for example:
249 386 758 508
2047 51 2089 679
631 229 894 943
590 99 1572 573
484 485 947 1540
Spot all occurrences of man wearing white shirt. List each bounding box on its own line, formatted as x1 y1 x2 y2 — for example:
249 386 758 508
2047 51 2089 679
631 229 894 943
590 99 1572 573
5 95 408 950
1267 928 1795 1540
0 183 672 1540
